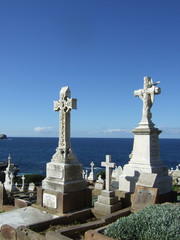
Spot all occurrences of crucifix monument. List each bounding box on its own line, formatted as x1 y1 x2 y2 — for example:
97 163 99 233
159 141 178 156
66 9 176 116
39 86 91 213
119 77 172 196
4 155 16 192
94 155 122 215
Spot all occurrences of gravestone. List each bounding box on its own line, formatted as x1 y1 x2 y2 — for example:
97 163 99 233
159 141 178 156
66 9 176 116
39 86 91 213
131 186 158 212
28 182 36 192
111 166 123 189
94 155 122 214
94 175 104 195
88 162 96 182
4 155 16 192
119 77 172 195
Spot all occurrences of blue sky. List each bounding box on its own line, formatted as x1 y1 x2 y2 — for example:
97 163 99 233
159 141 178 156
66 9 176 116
0 0 180 138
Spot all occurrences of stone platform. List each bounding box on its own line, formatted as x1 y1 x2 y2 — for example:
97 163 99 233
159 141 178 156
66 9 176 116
0 206 59 229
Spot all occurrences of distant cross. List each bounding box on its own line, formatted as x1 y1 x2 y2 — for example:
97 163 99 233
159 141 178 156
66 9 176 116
101 155 115 192
54 86 77 152
134 76 161 125
20 175 25 192
90 162 94 173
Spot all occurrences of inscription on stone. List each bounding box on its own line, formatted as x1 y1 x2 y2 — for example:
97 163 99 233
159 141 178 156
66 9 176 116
43 193 57 209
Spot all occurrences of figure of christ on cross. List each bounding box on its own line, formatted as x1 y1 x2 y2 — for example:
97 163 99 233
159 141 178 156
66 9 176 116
101 155 115 192
54 86 77 157
134 76 161 126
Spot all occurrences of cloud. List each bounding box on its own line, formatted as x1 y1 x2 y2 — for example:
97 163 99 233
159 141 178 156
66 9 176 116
33 127 55 133
160 127 180 134
104 128 130 134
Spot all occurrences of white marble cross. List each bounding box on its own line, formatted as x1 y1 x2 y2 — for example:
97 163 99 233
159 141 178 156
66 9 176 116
90 162 94 172
134 76 161 126
101 155 115 192
54 86 77 152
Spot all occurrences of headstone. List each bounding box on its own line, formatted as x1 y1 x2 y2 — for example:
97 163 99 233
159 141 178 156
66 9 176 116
119 77 172 195
111 166 123 189
170 165 180 185
88 162 96 181
94 175 104 195
28 182 36 192
40 86 91 213
131 186 158 212
94 155 122 215
4 155 16 192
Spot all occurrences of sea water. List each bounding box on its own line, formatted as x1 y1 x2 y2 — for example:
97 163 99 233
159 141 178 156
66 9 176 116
0 137 179 176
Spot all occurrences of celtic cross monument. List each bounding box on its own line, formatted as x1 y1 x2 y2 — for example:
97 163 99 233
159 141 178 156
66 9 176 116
119 77 172 195
40 86 91 213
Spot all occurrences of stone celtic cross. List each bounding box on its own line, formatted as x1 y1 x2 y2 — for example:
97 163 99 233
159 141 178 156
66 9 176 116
54 86 77 153
101 155 115 192
134 76 161 126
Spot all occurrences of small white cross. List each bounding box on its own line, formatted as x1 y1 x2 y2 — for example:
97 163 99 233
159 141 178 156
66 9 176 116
101 155 115 192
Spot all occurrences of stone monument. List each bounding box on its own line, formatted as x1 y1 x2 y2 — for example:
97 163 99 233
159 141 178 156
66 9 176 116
88 162 96 182
38 86 91 213
4 155 16 192
119 77 172 195
94 155 121 214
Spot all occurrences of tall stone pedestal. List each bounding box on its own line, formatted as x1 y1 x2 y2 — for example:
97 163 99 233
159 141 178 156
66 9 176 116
37 86 92 214
119 126 172 194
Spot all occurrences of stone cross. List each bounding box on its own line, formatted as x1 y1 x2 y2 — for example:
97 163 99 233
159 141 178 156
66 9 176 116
90 162 94 173
101 155 115 192
134 76 161 126
54 86 77 155
20 175 25 192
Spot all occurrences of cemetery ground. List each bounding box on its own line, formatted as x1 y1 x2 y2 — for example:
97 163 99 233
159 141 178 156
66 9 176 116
0 175 179 240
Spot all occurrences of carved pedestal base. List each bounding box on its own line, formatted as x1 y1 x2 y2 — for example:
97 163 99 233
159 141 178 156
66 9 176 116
37 187 92 214
119 126 172 194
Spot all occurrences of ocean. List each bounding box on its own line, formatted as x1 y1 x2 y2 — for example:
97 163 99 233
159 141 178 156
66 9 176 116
0 137 179 176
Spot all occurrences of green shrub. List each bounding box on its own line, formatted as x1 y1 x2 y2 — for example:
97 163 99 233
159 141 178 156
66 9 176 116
15 174 45 184
96 171 105 180
104 204 180 240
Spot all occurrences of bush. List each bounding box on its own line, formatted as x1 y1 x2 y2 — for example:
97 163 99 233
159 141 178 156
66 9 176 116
96 171 105 180
104 204 180 240
15 174 45 184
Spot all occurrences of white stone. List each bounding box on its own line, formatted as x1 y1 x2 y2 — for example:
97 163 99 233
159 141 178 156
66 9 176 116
94 176 104 190
111 166 123 189
43 193 57 209
28 182 36 191
4 155 16 192
42 86 86 197
88 162 96 181
102 155 115 192
119 78 172 195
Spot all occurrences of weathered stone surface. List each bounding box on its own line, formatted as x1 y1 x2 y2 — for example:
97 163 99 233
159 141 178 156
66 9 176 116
0 207 59 229
131 186 158 211
16 226 44 240
40 87 89 213
1 224 16 240
119 77 172 195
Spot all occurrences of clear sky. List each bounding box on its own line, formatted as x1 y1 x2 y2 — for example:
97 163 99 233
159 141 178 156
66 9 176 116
0 0 180 138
